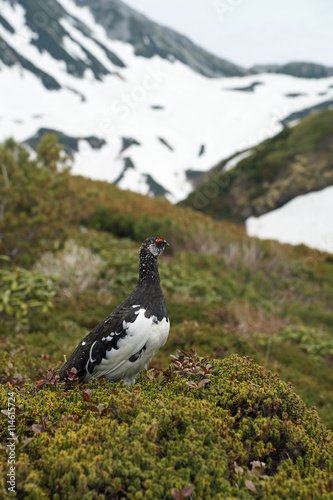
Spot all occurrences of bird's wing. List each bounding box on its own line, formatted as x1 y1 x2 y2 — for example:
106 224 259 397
58 305 151 380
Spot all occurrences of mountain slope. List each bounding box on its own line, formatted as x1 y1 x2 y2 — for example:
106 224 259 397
251 61 333 79
0 0 125 86
74 0 247 78
180 109 333 221
0 0 245 87
1 0 333 202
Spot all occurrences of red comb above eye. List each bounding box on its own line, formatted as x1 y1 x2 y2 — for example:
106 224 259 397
156 238 164 242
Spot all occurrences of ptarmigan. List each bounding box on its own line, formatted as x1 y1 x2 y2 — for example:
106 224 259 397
58 237 170 385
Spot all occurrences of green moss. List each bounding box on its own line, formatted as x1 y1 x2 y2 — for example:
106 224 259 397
1 356 332 499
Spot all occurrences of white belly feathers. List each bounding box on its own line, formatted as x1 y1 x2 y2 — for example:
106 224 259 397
85 308 170 385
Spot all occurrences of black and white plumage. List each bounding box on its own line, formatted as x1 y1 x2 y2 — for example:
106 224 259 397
58 237 170 386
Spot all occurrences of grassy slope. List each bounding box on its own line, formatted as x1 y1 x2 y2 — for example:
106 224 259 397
4 227 332 426
1 176 333 498
180 109 333 222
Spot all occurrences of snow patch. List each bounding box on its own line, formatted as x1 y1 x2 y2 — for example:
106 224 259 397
223 150 253 172
246 186 333 254
62 35 88 61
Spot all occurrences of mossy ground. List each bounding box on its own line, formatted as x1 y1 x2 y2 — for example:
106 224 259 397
1 355 333 500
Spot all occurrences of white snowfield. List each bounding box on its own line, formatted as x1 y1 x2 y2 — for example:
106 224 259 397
1 0 333 203
246 185 333 254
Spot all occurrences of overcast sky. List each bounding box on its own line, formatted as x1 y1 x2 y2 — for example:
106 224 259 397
124 0 333 68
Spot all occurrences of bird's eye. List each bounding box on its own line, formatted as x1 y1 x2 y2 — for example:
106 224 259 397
156 238 164 244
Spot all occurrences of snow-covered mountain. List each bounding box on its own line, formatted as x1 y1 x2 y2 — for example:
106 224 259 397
1 0 333 203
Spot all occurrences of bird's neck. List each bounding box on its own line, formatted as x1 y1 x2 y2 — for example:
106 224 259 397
138 251 160 286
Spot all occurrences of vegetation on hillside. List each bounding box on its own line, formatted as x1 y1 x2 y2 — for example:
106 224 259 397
1 136 333 498
0 135 74 266
180 109 333 222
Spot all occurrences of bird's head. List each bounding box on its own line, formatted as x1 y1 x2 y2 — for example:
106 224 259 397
140 237 169 257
